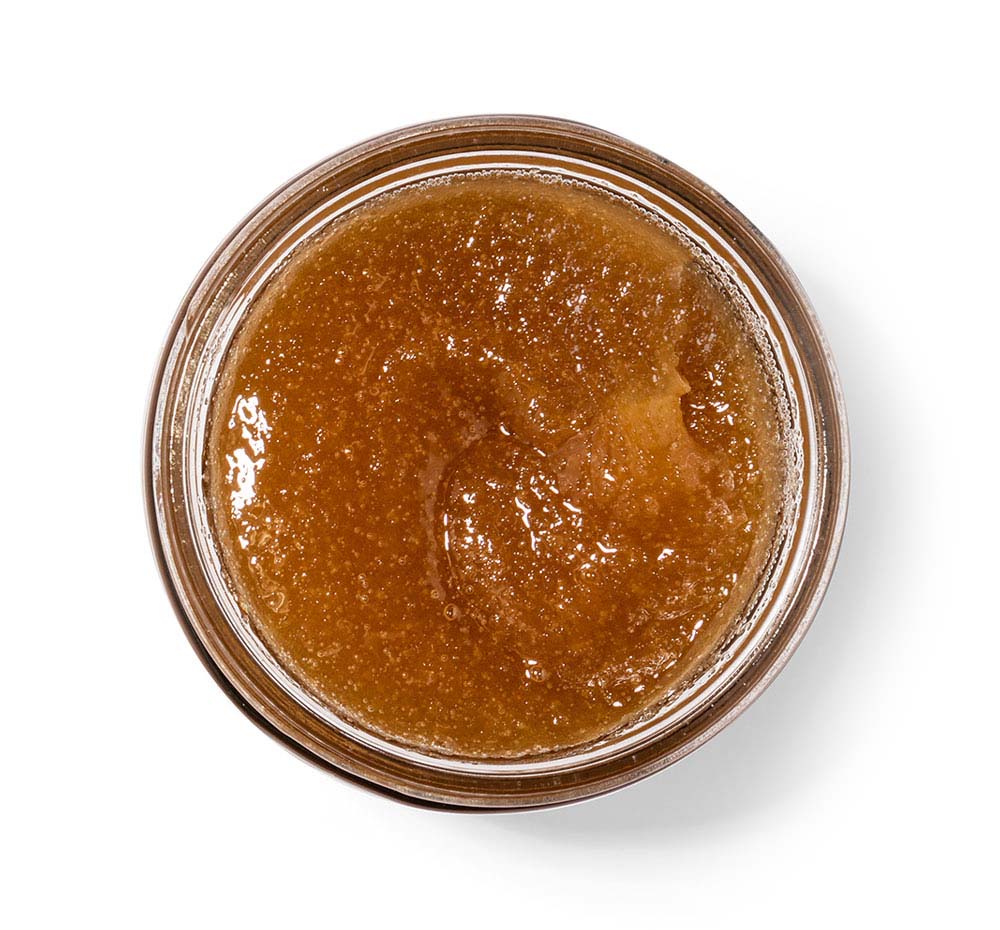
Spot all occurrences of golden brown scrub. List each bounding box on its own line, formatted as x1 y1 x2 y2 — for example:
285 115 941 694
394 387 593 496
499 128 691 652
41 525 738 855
207 172 786 757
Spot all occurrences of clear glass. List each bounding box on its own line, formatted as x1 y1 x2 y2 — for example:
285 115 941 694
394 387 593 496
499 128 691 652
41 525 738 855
145 116 849 809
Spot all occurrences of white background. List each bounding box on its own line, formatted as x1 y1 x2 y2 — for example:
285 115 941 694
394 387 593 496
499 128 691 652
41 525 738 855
3 3 997 927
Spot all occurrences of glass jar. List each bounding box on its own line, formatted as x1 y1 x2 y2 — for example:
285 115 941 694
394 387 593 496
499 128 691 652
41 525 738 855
145 115 849 809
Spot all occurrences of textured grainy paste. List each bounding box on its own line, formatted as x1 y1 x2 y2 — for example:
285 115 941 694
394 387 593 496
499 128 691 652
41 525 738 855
207 172 786 757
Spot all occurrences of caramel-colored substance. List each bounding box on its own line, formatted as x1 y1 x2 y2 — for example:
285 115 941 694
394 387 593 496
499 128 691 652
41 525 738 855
208 173 785 757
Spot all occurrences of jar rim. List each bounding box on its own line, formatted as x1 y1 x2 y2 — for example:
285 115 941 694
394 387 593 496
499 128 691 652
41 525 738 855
146 115 850 810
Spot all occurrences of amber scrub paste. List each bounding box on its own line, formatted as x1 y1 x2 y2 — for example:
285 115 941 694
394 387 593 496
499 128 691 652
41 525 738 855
206 171 788 758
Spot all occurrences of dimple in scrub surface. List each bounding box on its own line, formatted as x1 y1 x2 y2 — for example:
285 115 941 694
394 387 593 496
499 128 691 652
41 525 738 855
207 172 787 758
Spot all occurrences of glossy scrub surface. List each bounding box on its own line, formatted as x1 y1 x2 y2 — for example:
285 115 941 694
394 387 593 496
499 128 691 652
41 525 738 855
207 172 786 757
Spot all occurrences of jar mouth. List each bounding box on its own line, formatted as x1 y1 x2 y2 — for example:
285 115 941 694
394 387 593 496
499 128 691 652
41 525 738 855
147 115 849 809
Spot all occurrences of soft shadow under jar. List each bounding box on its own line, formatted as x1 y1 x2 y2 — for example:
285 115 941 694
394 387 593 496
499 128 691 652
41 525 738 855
147 116 849 809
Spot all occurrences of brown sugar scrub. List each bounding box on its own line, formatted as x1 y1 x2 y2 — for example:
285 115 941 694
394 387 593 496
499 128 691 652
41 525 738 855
206 171 789 758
